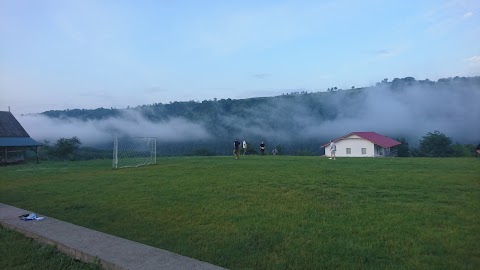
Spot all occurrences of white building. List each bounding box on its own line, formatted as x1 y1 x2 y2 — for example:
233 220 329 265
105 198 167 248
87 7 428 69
322 132 401 157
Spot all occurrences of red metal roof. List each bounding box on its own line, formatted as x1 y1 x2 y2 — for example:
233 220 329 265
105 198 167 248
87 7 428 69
322 132 401 148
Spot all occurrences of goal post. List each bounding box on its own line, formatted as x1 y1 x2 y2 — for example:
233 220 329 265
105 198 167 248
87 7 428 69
112 137 157 169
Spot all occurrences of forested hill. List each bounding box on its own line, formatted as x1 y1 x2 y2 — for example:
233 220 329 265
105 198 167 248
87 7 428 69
40 76 480 155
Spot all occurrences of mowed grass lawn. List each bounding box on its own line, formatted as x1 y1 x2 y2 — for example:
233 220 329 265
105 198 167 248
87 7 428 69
0 156 479 269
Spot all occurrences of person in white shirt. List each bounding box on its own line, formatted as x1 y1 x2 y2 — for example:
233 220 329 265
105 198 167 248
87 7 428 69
242 140 247 155
329 140 336 160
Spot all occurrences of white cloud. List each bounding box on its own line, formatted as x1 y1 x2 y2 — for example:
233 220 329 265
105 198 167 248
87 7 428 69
375 49 393 56
371 46 409 60
252 73 271 79
423 0 479 35
463 56 480 75
463 11 474 18
465 55 480 64
373 49 403 58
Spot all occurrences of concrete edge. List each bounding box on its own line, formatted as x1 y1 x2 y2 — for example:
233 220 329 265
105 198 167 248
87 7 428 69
0 219 121 270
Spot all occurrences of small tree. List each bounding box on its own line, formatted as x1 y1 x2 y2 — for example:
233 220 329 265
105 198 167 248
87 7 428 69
51 137 82 161
395 137 410 157
419 131 453 157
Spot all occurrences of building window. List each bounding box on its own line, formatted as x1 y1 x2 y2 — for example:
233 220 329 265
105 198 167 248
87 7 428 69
361 148 366 154
346 148 351 154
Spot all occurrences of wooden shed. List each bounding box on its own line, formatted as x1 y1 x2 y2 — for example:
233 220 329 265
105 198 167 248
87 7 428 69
0 111 41 164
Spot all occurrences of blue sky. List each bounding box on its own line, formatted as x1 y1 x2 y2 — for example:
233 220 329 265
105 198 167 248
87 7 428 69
1 0 479 114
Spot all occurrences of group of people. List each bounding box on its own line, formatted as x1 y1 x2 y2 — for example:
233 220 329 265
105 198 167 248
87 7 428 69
233 138 338 159
233 139 267 159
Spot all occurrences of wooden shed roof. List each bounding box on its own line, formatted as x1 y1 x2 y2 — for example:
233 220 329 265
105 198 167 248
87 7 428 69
0 111 30 137
0 111 41 147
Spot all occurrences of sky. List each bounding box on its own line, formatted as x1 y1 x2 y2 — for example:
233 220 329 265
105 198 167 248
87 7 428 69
1 0 479 115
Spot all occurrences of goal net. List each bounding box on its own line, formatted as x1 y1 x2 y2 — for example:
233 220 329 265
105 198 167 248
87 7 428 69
113 137 156 169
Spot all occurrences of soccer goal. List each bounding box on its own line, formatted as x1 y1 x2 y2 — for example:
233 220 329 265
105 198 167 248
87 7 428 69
113 137 157 169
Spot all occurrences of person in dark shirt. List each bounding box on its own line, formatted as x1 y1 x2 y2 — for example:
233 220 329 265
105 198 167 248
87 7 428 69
476 143 480 157
260 141 265 155
233 138 240 160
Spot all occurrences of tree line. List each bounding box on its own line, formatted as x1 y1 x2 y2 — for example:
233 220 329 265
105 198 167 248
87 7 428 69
37 130 478 161
396 131 478 157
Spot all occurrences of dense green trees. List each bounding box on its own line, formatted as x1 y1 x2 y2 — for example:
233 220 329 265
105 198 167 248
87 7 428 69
451 144 476 157
419 131 453 157
395 138 410 157
395 132 477 158
42 137 82 160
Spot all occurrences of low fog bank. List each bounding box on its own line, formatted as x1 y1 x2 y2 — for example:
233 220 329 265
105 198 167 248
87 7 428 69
18 110 211 147
18 77 480 152
304 82 480 145
231 80 480 146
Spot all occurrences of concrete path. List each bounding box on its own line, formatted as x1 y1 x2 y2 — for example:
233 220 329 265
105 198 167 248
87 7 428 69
0 203 226 270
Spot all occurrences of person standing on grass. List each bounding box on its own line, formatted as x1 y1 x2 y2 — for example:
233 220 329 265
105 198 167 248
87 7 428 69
260 141 265 155
243 139 247 155
233 138 240 160
329 140 336 160
476 143 480 157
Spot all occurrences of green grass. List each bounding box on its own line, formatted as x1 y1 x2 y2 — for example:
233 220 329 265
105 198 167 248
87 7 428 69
1 156 479 269
0 225 101 270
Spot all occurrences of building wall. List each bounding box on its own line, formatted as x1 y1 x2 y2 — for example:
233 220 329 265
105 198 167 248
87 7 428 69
333 136 375 157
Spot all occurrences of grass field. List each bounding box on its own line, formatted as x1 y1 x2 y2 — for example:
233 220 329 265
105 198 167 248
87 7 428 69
0 156 479 269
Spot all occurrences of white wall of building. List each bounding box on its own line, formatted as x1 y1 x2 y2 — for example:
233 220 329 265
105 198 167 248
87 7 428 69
332 135 375 157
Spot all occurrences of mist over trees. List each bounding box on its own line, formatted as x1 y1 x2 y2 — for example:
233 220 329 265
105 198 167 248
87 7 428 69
29 76 480 156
